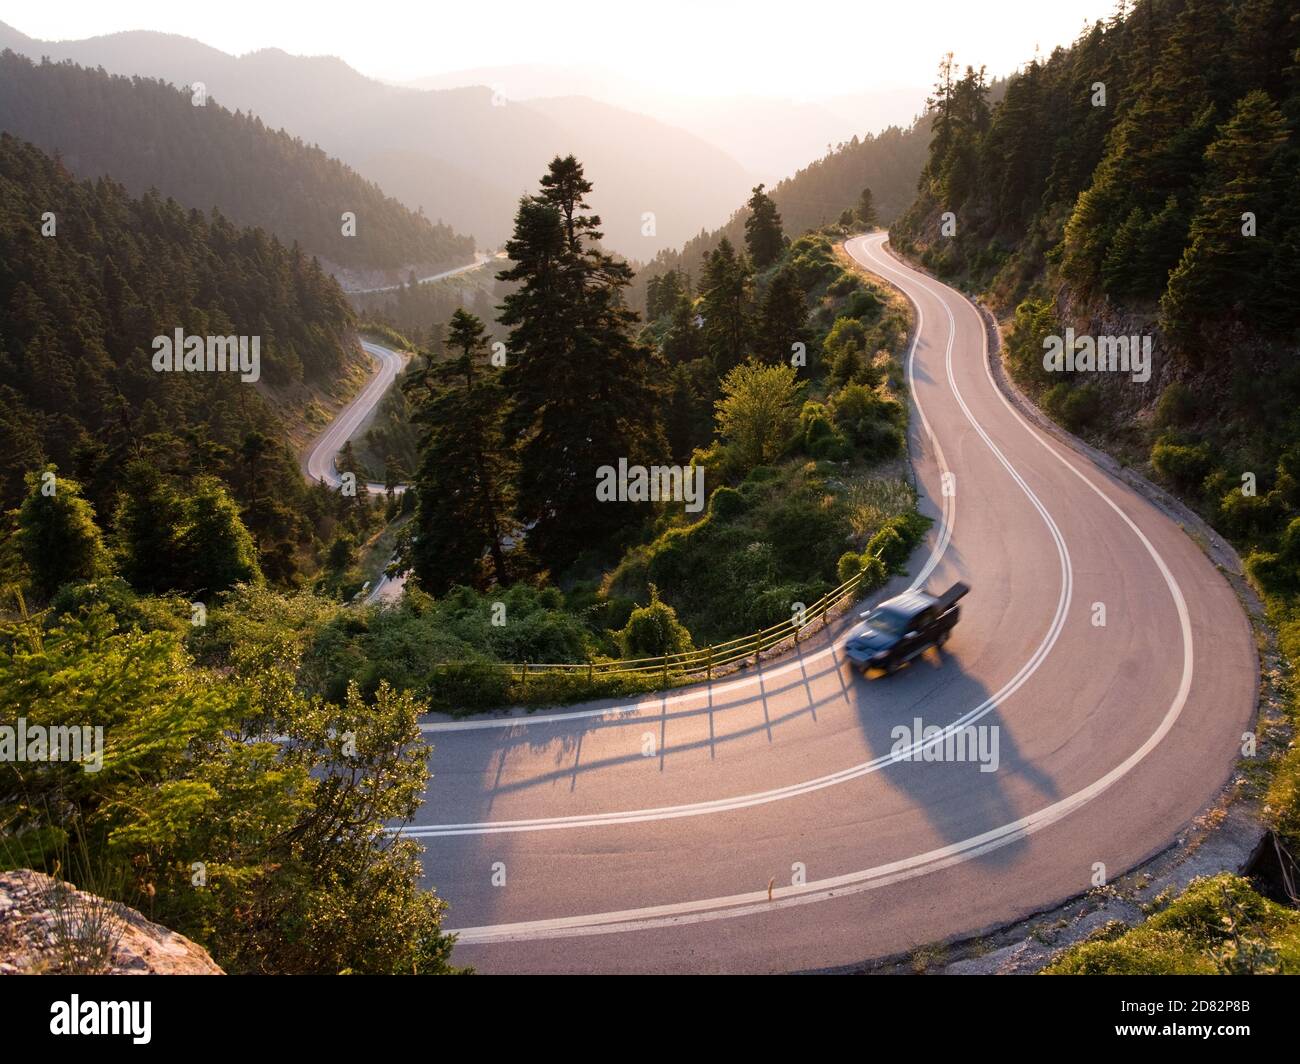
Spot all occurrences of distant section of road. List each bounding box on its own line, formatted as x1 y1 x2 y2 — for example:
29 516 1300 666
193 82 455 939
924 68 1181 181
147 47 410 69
343 252 492 294
405 231 1257 974
302 340 409 496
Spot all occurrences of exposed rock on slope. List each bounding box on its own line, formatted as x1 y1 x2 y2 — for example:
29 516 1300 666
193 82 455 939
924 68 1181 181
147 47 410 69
0 870 223 975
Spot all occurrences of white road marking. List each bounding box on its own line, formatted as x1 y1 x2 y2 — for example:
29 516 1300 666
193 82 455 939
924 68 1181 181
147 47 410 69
406 234 1074 837
444 235 1194 943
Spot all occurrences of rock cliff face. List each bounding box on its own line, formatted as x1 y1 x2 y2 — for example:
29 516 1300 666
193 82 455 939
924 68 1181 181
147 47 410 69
0 870 223 975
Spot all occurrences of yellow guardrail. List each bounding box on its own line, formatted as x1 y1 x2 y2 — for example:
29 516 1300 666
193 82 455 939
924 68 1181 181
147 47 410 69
470 551 885 691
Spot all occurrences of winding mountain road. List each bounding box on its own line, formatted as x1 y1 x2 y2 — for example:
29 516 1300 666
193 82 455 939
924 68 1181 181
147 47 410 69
407 232 1256 973
303 339 409 496
342 252 492 294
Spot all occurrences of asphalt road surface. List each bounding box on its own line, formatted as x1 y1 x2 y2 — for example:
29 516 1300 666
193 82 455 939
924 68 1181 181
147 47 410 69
343 252 491 294
302 339 407 496
406 232 1256 973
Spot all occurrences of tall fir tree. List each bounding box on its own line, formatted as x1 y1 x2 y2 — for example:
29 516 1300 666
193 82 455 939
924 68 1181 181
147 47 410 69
744 184 787 268
699 238 754 378
754 267 809 369
407 309 516 592
497 156 667 572
16 467 113 599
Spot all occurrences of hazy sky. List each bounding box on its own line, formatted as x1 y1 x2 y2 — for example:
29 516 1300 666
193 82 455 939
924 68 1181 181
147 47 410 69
4 0 1115 99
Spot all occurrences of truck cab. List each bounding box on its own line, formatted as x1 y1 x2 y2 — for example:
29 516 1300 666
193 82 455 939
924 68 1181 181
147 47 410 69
845 581 968 675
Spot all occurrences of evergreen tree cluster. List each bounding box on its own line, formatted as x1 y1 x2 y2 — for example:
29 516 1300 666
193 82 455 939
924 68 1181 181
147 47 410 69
0 132 365 584
406 156 669 587
894 0 1300 341
634 119 931 312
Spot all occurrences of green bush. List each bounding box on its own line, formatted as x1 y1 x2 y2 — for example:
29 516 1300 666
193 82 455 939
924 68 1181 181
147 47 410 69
1245 515 1300 593
1150 439 1213 492
827 272 861 298
617 585 694 658
1043 382 1102 431
1155 381 1197 427
799 401 852 460
844 288 884 322
866 525 906 572
837 550 865 583
866 512 930 574
708 485 747 519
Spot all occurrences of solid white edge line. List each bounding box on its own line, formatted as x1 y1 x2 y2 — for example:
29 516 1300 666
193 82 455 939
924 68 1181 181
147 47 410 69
403 233 1073 837
445 235 1195 944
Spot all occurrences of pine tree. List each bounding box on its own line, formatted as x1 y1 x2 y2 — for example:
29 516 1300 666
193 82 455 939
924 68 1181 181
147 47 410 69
497 156 667 572
16 467 113 599
407 309 515 592
113 461 187 594
744 184 787 268
1162 90 1289 340
663 291 704 364
754 267 809 368
179 477 262 594
857 187 879 228
699 238 754 376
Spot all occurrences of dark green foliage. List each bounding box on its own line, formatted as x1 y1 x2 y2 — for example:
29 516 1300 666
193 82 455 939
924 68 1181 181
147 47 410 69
754 267 809 367
616 585 693 658
112 462 261 595
895 0 1300 347
699 238 755 375
15 468 113 599
498 155 668 573
744 184 788 268
1042 382 1103 432
0 132 355 581
406 309 515 593
1151 439 1214 492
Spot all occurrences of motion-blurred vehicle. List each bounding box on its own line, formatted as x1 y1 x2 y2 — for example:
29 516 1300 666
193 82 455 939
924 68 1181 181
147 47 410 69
845 581 969 675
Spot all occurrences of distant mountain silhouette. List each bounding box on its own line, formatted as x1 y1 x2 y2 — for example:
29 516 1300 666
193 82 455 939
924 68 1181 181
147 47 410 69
410 62 928 183
0 22 752 255
0 50 475 281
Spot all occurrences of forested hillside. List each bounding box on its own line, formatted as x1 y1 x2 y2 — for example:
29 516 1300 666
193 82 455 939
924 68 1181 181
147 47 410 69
893 0 1300 973
0 132 376 584
893 0 1300 585
0 52 475 279
634 118 930 309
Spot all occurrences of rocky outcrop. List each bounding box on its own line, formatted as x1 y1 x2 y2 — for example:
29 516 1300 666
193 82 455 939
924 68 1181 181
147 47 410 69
0 869 223 975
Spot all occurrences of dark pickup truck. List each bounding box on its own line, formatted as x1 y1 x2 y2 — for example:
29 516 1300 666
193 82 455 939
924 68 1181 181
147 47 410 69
845 581 969 675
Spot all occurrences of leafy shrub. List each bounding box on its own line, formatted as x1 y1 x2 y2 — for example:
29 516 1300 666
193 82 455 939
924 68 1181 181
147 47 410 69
866 511 931 574
1246 516 1300 593
708 485 747 519
1043 382 1102 431
1155 381 1197 427
827 272 861 298
1151 439 1213 492
617 585 694 658
837 551 889 590
799 401 852 460
844 288 884 322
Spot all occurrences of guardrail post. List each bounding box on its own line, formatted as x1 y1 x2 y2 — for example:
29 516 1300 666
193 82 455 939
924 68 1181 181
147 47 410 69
587 659 594 683
520 662 527 694
663 654 669 686
706 645 713 681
